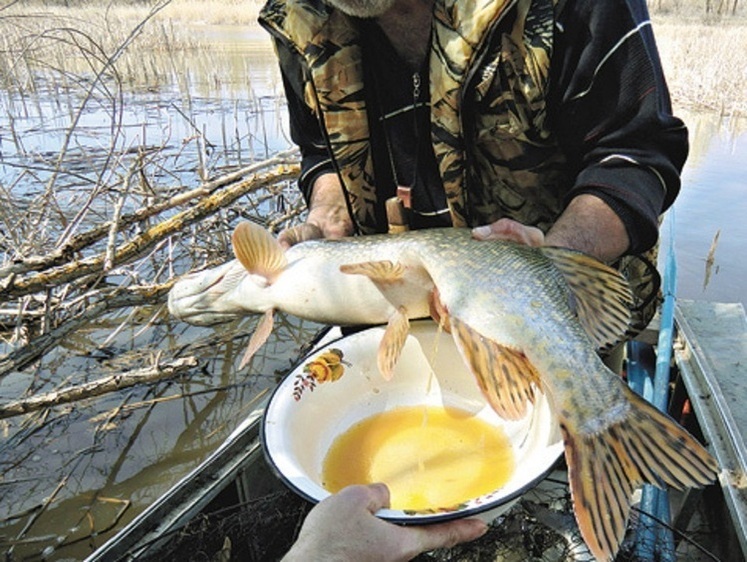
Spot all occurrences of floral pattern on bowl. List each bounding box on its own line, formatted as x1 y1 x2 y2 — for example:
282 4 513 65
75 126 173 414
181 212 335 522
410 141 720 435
293 348 349 401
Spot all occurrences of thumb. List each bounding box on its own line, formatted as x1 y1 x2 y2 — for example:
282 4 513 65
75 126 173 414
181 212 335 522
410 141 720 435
277 223 324 249
409 518 488 553
362 482 391 513
472 218 544 247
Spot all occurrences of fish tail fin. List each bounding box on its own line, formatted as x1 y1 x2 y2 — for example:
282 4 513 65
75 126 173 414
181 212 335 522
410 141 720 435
232 221 288 282
562 384 718 562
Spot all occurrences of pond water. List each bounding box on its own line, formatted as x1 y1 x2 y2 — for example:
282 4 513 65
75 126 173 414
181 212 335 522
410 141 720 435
674 109 747 307
0 24 745 562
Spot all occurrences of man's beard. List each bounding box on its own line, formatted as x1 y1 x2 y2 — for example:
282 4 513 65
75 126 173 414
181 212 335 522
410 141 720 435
324 0 398 18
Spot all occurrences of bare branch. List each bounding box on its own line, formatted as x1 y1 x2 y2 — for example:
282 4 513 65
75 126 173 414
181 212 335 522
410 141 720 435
0 356 198 420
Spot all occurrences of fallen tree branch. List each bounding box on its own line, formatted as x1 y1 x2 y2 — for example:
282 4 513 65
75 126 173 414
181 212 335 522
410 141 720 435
0 356 198 419
0 281 174 377
0 162 300 300
0 150 300 280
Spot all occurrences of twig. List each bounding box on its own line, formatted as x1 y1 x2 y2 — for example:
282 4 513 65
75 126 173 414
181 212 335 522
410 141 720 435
0 281 174 377
49 1 174 248
0 163 299 300
0 356 198 419
90 386 270 424
0 151 300 280
104 157 137 272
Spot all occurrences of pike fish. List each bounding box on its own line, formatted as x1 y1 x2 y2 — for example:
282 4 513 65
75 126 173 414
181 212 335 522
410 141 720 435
168 222 718 561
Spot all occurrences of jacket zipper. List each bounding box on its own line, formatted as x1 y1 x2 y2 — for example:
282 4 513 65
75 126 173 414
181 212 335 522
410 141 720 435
459 0 519 222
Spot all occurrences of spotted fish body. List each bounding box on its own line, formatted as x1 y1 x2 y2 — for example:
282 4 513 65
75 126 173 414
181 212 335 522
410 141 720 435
168 223 718 561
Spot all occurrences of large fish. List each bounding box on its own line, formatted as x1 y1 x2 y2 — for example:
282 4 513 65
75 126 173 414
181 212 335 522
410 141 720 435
168 222 718 561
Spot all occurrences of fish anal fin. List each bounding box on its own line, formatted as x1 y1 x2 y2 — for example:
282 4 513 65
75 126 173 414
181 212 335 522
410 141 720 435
541 247 633 352
561 384 718 562
239 309 274 369
450 317 538 421
339 260 406 284
377 306 410 381
232 222 288 283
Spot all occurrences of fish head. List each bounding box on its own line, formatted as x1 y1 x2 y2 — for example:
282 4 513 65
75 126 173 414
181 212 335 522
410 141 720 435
168 259 271 325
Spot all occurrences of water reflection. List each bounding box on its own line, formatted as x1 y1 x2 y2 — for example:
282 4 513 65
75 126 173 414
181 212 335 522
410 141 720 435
0 310 324 560
673 109 747 307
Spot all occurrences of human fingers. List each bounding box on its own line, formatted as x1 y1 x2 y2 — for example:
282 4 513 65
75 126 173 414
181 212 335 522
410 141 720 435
277 223 324 249
330 483 391 513
363 482 391 513
471 218 544 247
404 518 488 556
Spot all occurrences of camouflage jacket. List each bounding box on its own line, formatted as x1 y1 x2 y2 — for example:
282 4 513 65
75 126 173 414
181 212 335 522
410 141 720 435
259 0 688 328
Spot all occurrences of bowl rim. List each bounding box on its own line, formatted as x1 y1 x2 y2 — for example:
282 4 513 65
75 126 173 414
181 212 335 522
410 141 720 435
260 322 564 524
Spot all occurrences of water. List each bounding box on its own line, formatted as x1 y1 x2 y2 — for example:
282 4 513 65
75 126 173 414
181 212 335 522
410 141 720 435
673 110 747 307
0 24 745 561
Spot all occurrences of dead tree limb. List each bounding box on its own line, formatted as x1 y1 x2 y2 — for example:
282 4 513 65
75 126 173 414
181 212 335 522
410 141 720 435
0 162 300 300
0 281 174 377
0 356 198 419
0 150 300 280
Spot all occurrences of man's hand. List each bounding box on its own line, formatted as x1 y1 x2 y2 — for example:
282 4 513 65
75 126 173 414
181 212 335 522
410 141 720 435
283 484 488 562
278 173 354 249
471 218 545 247
471 194 630 263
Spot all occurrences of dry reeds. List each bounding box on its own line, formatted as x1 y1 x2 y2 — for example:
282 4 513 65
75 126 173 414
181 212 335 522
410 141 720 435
653 19 747 116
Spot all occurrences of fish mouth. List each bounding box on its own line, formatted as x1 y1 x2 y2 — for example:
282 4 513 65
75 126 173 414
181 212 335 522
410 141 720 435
167 261 246 325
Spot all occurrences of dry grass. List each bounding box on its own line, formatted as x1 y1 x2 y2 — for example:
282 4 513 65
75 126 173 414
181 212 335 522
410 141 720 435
2 0 746 116
653 17 747 115
1 0 266 27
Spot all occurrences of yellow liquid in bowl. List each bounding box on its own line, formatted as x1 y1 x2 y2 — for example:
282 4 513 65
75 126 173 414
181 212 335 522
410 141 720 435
321 405 514 511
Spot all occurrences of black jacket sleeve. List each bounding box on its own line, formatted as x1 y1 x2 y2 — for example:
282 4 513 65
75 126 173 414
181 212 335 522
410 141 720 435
549 0 688 254
274 38 336 204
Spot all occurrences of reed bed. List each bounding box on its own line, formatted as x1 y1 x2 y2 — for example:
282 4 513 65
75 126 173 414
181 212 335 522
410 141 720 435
654 18 747 115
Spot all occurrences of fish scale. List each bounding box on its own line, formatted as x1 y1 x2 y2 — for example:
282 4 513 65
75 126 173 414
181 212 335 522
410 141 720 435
413 233 631 428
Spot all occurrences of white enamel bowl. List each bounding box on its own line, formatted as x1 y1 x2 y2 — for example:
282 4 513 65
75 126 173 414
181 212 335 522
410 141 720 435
262 319 564 524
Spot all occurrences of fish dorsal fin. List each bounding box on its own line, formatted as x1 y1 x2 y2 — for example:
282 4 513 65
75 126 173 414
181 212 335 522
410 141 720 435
540 247 633 352
377 306 410 380
450 316 539 421
561 383 718 561
231 221 288 283
339 260 406 283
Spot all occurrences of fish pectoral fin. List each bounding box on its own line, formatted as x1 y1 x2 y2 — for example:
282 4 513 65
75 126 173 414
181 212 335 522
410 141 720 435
239 309 274 369
377 306 410 381
232 221 288 283
450 317 538 421
561 384 718 562
541 247 633 353
339 260 406 284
